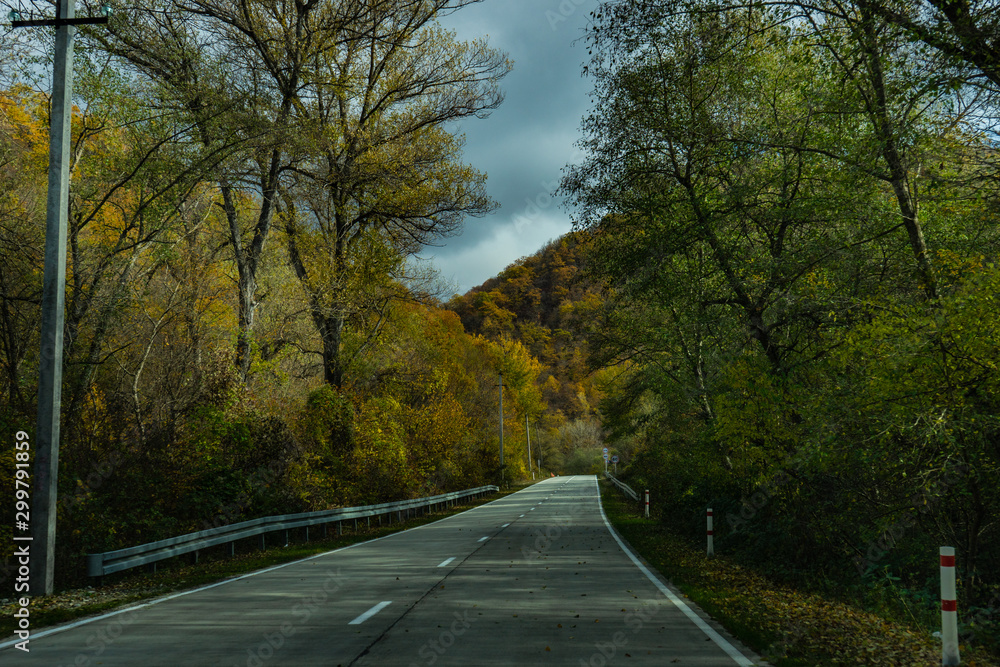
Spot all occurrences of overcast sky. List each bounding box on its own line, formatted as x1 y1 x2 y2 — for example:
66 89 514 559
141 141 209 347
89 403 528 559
425 0 596 296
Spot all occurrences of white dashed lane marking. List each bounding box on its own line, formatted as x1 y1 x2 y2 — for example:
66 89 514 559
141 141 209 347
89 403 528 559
348 601 392 625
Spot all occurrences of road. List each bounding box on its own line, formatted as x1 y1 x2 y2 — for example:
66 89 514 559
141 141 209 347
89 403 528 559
0 475 766 666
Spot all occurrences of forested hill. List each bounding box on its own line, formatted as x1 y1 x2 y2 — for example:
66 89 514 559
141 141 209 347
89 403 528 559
447 231 604 422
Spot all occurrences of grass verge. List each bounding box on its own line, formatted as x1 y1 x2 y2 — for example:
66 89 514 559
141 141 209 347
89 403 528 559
1 481 536 641
599 480 998 667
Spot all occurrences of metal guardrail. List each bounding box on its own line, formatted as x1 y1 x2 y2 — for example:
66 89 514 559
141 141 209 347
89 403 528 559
86 485 498 578
605 472 638 501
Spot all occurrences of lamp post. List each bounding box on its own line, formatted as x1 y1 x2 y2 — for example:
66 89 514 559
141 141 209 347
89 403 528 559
8 0 111 597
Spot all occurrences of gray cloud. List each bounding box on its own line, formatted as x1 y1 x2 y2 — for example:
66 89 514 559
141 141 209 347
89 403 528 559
426 0 596 295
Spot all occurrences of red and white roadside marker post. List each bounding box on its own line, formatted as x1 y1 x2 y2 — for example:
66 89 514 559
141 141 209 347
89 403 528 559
940 546 960 666
644 490 649 518
707 508 714 556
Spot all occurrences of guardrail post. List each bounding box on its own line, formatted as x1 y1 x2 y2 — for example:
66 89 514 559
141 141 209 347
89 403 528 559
229 541 235 557
284 529 289 547
305 526 310 542
260 534 266 551
940 547 960 665
706 508 714 556
645 490 650 518
338 521 342 536
86 553 103 578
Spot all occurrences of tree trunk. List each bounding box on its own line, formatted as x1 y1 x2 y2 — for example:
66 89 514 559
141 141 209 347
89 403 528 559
322 312 346 389
860 11 938 301
285 214 347 389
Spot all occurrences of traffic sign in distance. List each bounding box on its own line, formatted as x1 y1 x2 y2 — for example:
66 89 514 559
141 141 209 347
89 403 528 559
611 455 619 463
602 447 608 454
603 453 609 460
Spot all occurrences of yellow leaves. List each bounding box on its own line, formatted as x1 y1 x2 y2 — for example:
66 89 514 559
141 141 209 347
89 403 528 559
0 86 50 169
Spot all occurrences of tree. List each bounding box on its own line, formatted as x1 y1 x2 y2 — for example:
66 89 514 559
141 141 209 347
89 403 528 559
857 0 1000 89
0 87 46 414
569 0 1000 607
281 5 509 387
89 0 362 380
60 63 233 425
90 1 507 385
564 8 878 377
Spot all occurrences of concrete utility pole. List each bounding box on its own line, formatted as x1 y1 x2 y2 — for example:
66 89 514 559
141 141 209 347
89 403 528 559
12 0 110 597
498 373 504 486
535 422 542 477
536 422 541 472
525 415 533 479
32 0 76 600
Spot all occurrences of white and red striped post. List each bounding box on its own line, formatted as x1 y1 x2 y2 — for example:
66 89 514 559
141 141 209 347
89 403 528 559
706 508 714 556
940 546 960 666
644 490 649 518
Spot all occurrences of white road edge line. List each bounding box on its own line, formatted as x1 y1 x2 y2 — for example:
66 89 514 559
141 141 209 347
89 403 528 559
519 514 525 518
0 539 364 650
593 477 756 667
349 601 392 625
501 523 510 528
437 557 456 568
478 536 489 542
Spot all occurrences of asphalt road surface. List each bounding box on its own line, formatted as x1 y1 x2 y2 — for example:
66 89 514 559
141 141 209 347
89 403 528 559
0 475 767 666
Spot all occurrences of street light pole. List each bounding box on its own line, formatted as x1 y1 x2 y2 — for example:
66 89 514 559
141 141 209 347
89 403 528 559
12 0 110 597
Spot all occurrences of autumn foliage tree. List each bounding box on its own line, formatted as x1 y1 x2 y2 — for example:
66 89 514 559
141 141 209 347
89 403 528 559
281 5 509 386
0 0 531 593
